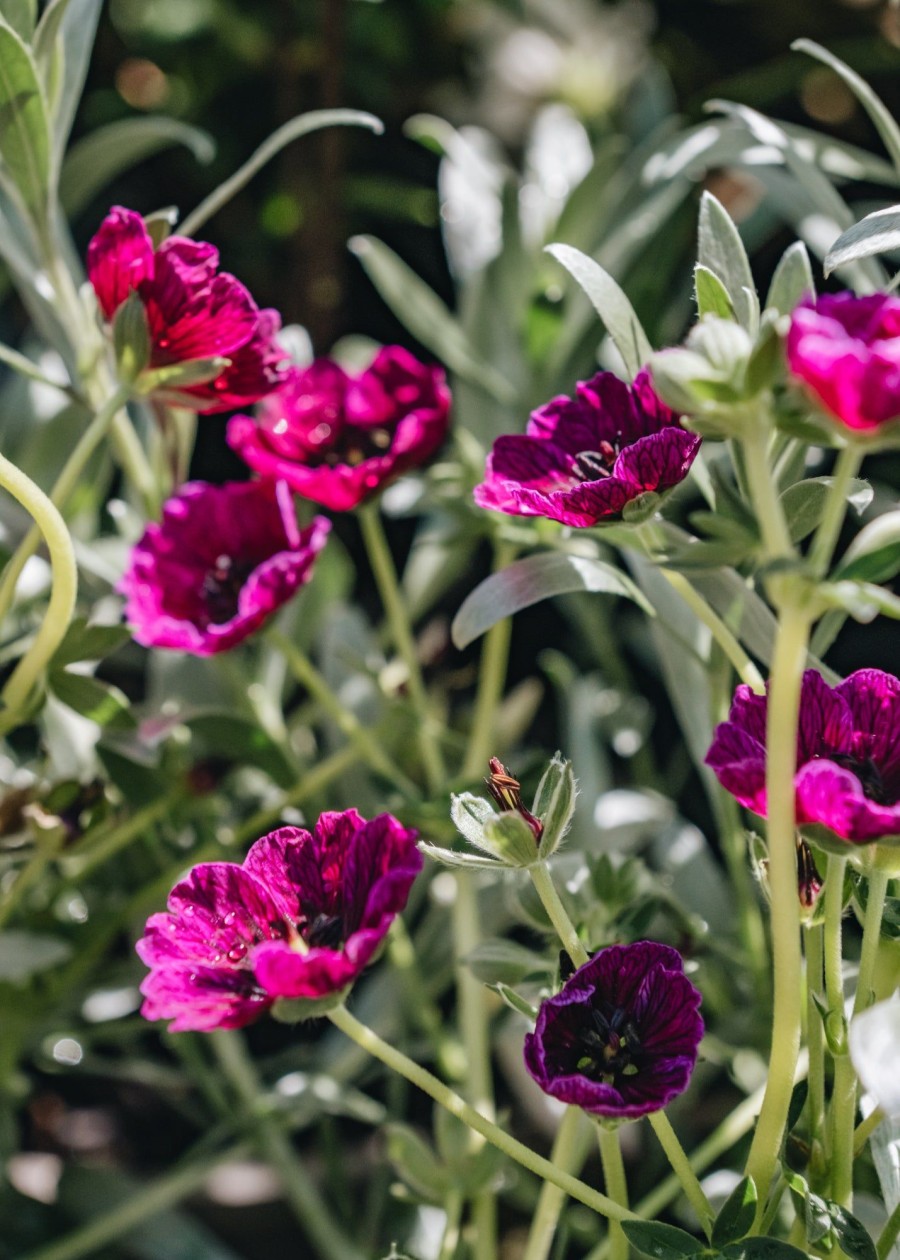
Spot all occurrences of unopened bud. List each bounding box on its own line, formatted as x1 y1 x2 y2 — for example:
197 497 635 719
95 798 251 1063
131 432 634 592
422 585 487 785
797 840 823 915
485 758 543 841
532 752 576 860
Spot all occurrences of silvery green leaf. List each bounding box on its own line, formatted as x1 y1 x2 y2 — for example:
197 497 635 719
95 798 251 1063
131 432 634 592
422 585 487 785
532 752 577 860
449 791 498 851
481 811 539 867
452 553 653 650
792 39 900 176
464 938 551 985
780 477 873 544
417 842 500 871
0 0 34 38
836 511 900 584
697 191 758 333
545 242 653 380
688 315 753 379
850 995 900 1116
825 205 900 278
487 982 538 1021
48 0 103 163
765 240 814 315
385 1124 447 1203
0 15 51 221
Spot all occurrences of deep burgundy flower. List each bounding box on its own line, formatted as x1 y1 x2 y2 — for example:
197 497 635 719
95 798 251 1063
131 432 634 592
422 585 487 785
119 480 330 655
226 347 452 510
706 669 900 845
524 941 703 1119
473 370 700 527
87 206 288 412
787 293 900 434
137 810 423 1032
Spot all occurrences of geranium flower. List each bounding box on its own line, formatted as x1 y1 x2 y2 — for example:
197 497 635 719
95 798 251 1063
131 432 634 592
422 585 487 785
473 370 700 527
787 293 900 434
706 669 900 845
226 347 451 511
524 941 703 1119
87 206 288 412
119 480 330 655
137 810 422 1032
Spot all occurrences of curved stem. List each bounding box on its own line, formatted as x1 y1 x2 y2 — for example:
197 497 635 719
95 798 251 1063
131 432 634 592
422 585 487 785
743 603 810 1219
647 1111 714 1236
462 539 517 780
211 1030 364 1260
0 386 131 627
807 445 864 578
269 626 419 798
0 453 78 730
523 1108 589 1260
597 1126 629 1260
529 861 589 967
659 568 765 694
327 1003 639 1224
357 501 445 795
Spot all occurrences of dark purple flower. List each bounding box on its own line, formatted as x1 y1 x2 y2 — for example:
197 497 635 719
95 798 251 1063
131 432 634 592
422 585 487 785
137 810 423 1032
787 293 900 434
119 480 330 655
524 941 703 1119
706 669 900 845
226 347 452 511
87 206 288 413
474 370 700 527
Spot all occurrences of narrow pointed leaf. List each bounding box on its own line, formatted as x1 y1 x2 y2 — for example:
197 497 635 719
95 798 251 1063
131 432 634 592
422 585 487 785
712 1177 758 1248
825 205 900 277
0 16 50 219
622 1221 706 1260
766 241 814 315
697 191 757 332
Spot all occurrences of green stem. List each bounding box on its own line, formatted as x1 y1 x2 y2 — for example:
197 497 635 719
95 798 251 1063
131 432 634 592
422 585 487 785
0 385 131 628
523 1108 589 1260
741 423 793 561
461 539 517 780
110 406 159 516
854 1108 884 1157
438 1189 464 1260
878 1200 900 1260
357 500 446 795
823 856 848 1026
659 568 765 693
807 445 864 578
823 852 856 1208
452 869 497 1260
597 1125 629 1260
853 869 889 1019
743 603 811 1219
327 1003 639 1223
0 454 78 731
804 924 827 1178
211 1030 364 1260
270 626 419 798
647 1111 714 1236
529 861 589 967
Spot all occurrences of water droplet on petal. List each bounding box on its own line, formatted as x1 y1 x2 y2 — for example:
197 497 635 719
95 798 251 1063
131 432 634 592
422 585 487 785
227 943 247 963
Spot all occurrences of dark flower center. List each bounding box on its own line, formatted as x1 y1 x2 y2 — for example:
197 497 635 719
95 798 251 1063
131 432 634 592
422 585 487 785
827 752 890 804
202 554 254 624
303 912 345 949
573 440 619 481
574 1001 643 1083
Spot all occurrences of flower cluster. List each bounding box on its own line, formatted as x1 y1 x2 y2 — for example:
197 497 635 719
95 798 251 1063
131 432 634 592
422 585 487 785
707 669 900 845
119 480 330 655
227 347 452 510
87 207 288 412
524 942 704 1119
474 369 700 527
138 810 422 1031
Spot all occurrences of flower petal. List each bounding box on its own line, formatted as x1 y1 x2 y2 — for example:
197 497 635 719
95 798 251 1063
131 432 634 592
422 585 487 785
86 206 155 320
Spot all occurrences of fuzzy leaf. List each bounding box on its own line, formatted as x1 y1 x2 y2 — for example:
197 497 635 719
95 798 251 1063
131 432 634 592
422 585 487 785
695 263 736 320
697 191 757 332
0 15 50 219
765 240 814 315
824 205 900 277
452 553 653 650
835 510 900 584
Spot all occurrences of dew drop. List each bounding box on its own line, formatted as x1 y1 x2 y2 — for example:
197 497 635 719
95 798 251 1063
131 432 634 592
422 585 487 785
227 943 247 963
223 911 236 927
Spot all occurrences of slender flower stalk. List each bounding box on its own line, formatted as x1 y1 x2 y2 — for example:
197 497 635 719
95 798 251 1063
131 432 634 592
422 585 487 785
0 453 78 732
741 424 793 561
647 1111 714 1235
659 568 765 693
807 445 864 578
854 1108 884 1157
0 385 131 627
461 538 517 780
211 1030 364 1260
804 924 827 1175
270 627 420 797
357 500 446 794
878 1201 900 1260
522 1108 589 1260
326 1003 639 1223
529 861 589 966
742 603 811 1219
598 1127 629 1260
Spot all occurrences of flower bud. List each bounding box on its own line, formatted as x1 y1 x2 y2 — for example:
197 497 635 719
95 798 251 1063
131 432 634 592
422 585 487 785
532 752 577 860
482 810 544 867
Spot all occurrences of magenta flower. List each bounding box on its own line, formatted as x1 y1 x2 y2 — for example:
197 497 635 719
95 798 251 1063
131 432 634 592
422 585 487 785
706 669 900 845
87 206 288 412
473 370 700 527
137 810 423 1032
119 480 330 655
787 293 900 434
226 347 452 511
524 942 703 1120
